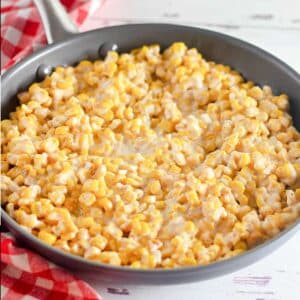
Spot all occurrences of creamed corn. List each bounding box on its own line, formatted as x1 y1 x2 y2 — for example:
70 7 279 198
1 43 300 268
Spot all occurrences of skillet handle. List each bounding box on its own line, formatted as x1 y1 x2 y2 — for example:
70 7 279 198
33 0 79 44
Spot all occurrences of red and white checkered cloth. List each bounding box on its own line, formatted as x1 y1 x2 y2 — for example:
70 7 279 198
1 0 103 71
1 233 101 300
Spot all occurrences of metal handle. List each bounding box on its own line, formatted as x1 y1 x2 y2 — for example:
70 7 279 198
33 0 79 44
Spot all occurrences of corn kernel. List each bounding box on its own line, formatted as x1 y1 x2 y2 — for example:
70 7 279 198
38 231 57 245
97 197 113 211
186 190 200 206
79 192 96 206
148 180 162 195
83 179 99 193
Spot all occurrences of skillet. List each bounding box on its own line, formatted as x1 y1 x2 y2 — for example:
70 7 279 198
1 0 300 284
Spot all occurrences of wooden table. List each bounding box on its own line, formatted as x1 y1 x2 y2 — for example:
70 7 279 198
77 1 300 299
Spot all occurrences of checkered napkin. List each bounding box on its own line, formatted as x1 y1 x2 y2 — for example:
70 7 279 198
1 0 102 71
1 233 101 299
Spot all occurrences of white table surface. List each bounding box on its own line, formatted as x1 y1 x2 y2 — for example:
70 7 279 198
78 1 300 299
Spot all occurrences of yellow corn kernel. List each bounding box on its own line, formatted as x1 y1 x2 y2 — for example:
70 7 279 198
155 200 165 210
148 180 162 195
38 231 57 245
102 110 114 122
28 83 40 94
124 107 134 120
97 197 113 211
184 221 197 234
77 216 94 228
256 194 265 208
173 203 187 213
97 251 121 266
78 60 93 69
173 152 186 166
234 241 247 251
79 192 96 206
65 105 83 117
82 179 99 193
104 172 116 186
106 162 118 173
186 190 200 206
238 195 249 205
231 180 245 195
122 189 137 202
192 240 204 253
79 134 90 155
57 77 73 89
204 136 217 152
169 164 182 173
89 223 102 236
90 235 107 250
161 258 176 268
94 179 107 197
14 210 40 228
239 153 251 167
131 220 150 236
131 261 142 268
276 163 297 184
40 137 59 153
234 222 247 235
144 254 157 268
141 222 151 235
248 86 263 100
170 42 187 53
126 177 143 187
55 126 69 135
132 214 146 221
99 98 114 110
159 119 174 133
222 133 239 153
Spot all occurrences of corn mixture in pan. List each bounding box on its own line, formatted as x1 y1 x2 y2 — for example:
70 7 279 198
1 43 300 268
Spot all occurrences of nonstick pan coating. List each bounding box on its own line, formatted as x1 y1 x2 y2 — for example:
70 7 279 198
1 24 300 284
